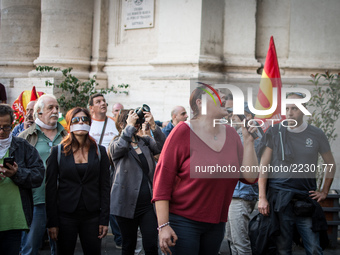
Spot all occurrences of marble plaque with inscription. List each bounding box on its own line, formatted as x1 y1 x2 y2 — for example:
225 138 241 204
123 0 154 30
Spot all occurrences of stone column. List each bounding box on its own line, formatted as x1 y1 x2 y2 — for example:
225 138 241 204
147 0 225 80
224 0 260 75
30 0 94 78
90 0 108 87
0 0 41 78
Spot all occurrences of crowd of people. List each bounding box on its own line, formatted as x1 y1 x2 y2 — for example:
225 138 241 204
0 85 336 255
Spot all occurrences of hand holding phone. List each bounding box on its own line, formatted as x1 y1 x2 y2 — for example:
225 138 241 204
3 157 15 169
237 115 264 140
1 157 17 178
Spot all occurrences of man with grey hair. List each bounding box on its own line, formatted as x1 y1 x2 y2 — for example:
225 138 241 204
162 106 188 137
19 94 68 255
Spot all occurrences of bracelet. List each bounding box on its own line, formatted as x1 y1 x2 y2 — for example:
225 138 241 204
157 222 170 231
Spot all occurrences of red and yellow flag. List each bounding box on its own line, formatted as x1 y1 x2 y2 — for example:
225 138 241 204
255 36 285 132
12 86 44 123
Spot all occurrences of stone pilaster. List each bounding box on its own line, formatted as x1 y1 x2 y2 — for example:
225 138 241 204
223 0 260 76
0 0 41 78
30 0 94 79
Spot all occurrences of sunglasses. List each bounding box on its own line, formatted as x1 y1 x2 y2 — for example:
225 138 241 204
71 116 90 124
0 125 12 131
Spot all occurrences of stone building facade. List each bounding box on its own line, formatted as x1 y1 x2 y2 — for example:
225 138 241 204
0 0 339 187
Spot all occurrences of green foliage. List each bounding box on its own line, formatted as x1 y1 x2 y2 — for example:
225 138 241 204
307 71 340 144
307 70 340 190
36 66 129 113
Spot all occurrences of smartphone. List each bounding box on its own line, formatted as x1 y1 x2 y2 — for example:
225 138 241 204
237 115 264 140
3 156 15 169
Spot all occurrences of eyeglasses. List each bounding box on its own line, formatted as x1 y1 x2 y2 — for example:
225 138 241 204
71 116 90 124
0 125 12 131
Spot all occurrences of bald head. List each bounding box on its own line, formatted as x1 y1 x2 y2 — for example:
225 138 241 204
171 106 188 126
112 103 124 118
24 101 36 129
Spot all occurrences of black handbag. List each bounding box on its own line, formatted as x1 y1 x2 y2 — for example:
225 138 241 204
293 199 315 217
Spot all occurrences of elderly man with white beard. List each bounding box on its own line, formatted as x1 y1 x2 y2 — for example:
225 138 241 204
19 94 68 255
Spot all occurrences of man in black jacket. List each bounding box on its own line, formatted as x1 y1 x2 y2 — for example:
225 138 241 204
0 104 45 255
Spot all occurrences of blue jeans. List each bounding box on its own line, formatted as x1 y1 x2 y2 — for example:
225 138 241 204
169 213 225 255
276 203 322 255
0 230 22 255
109 214 122 246
21 204 56 255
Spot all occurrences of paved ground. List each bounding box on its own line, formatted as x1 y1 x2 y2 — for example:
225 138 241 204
39 232 340 255
40 232 122 255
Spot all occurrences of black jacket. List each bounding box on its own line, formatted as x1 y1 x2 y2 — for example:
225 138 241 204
45 144 111 228
250 188 328 254
8 136 45 227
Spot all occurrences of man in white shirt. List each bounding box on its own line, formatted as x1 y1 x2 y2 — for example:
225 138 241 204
88 93 122 248
88 93 119 149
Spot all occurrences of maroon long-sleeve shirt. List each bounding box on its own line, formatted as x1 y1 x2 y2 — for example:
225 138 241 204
152 122 250 224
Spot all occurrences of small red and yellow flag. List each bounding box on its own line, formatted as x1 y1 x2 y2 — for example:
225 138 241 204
255 36 285 132
12 86 44 123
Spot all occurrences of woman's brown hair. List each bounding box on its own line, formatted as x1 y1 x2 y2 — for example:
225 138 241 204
61 107 97 155
115 109 133 136
189 86 205 119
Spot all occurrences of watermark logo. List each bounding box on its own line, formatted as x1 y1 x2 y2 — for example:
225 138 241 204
200 84 312 116
197 82 222 107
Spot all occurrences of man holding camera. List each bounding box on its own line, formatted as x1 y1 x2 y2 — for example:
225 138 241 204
88 93 122 248
0 104 45 255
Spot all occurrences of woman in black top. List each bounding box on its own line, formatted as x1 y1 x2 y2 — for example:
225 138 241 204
45 107 110 255
108 108 165 255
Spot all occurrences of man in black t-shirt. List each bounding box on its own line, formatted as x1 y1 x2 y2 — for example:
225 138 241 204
258 92 336 254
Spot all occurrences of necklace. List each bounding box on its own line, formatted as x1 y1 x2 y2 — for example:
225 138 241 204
132 135 139 149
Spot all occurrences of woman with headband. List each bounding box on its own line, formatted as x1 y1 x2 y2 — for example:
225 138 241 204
45 107 110 255
152 85 258 255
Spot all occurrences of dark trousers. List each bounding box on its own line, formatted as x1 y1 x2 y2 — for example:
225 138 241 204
169 213 225 255
115 209 158 255
57 210 101 255
110 214 122 246
0 229 22 255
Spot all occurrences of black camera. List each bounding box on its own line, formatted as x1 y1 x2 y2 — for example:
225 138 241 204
134 104 151 125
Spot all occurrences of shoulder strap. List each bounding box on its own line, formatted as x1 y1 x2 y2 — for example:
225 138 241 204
98 117 108 145
97 145 101 161
57 144 61 167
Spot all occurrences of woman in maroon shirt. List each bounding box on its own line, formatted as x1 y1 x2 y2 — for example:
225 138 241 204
152 85 258 255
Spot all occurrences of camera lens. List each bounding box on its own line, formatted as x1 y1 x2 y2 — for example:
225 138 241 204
142 104 150 112
134 107 144 125
134 104 150 125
